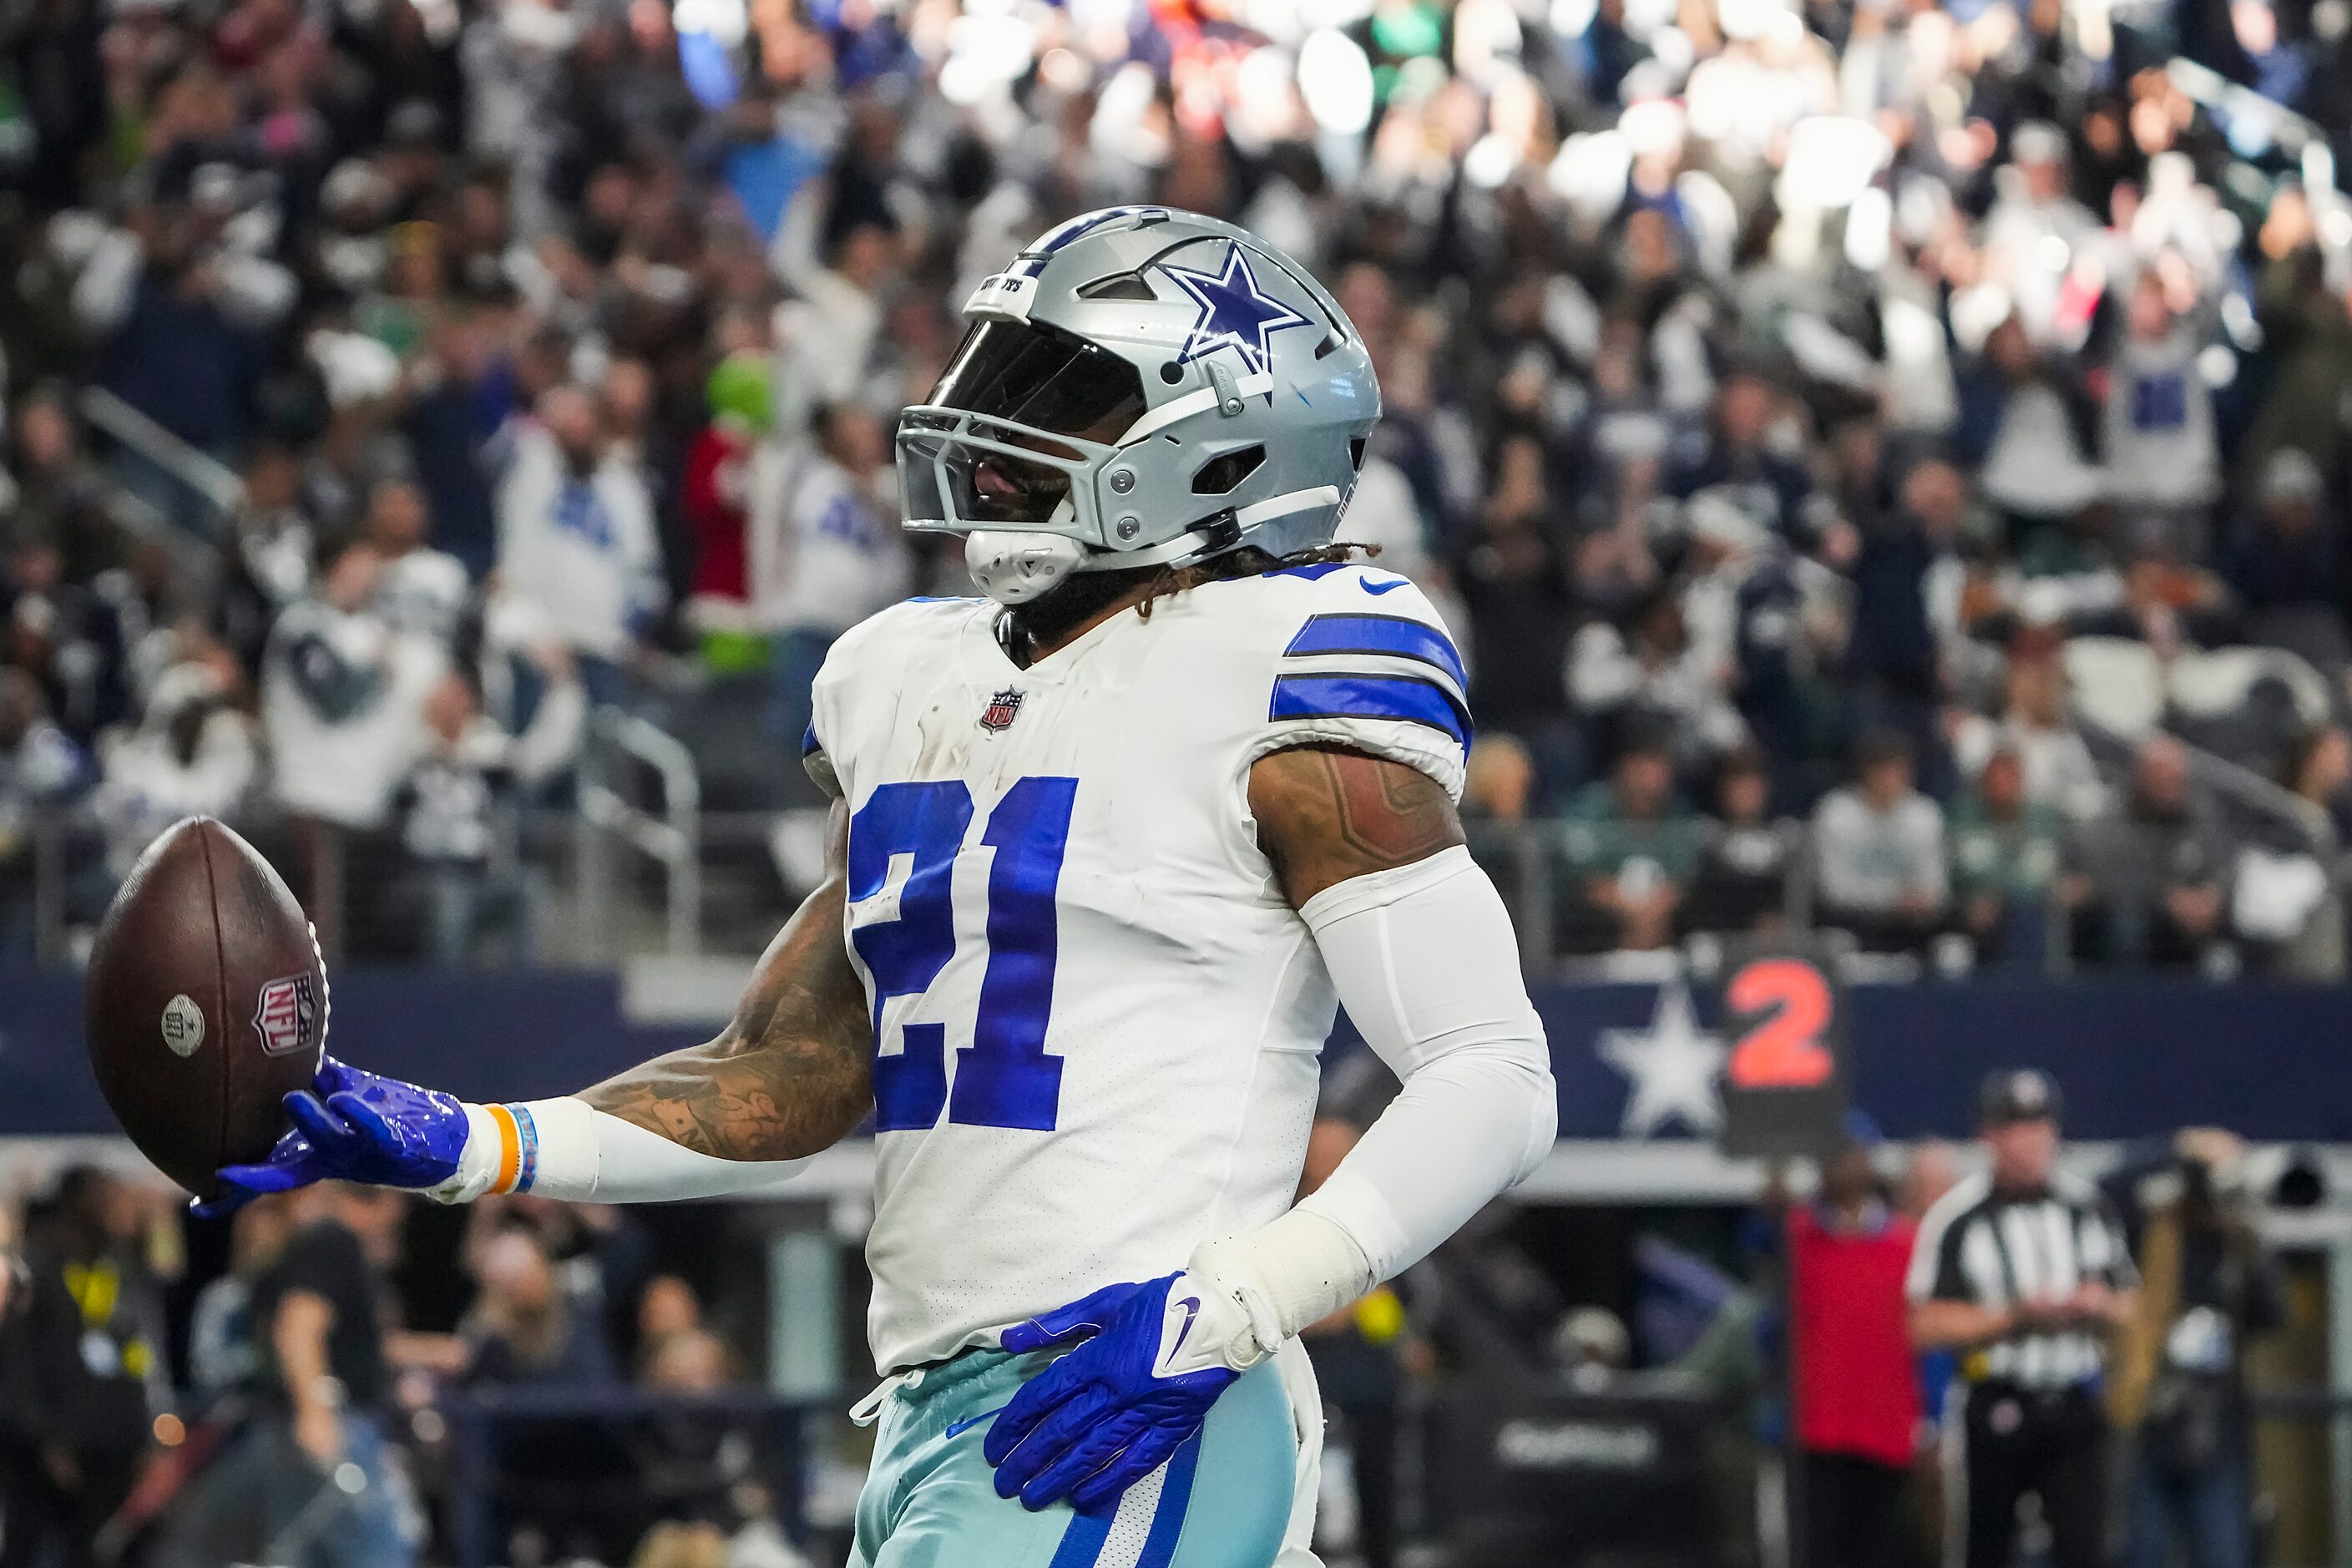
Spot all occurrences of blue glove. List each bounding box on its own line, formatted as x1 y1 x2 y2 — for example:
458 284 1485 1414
985 1272 1242 1514
198 1057 473 1217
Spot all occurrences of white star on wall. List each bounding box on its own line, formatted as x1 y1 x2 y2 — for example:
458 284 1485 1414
1598 982 1728 1138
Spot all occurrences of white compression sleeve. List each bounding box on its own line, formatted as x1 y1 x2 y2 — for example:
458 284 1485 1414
1188 845 1556 1356
436 1097 811 1203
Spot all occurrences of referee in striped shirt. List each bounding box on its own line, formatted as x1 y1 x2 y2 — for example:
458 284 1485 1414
1909 1070 2139 1568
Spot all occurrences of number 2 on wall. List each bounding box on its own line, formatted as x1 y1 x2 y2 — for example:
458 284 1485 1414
847 777 1078 1132
1724 958 1836 1090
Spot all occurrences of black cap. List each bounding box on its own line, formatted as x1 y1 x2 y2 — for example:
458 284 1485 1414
1980 1069 2062 1126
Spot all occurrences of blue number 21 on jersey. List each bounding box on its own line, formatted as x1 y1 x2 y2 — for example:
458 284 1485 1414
847 776 1078 1133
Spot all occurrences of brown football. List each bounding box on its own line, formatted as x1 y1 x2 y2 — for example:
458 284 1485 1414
84 817 329 1196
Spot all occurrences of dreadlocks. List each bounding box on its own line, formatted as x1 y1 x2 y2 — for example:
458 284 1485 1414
996 543 1381 665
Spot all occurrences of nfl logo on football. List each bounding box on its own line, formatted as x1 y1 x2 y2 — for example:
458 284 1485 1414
252 973 320 1057
979 689 1024 734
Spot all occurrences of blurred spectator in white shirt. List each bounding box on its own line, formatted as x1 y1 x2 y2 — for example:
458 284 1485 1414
2102 269 2220 557
752 402 909 748
773 218 902 438
1971 314 2105 529
262 544 446 832
215 446 318 674
1980 123 2102 346
398 644 582 969
1949 635 2109 821
1570 583 1744 771
494 386 664 706
1812 728 1950 953
91 660 258 882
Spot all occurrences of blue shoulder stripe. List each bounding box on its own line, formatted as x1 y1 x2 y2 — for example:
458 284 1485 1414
1283 612 1466 688
802 722 822 757
1270 673 1470 747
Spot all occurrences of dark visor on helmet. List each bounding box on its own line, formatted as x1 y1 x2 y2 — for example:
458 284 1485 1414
930 320 1148 446
898 426 1077 528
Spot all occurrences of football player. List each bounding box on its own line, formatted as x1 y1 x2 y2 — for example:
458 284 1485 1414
212 209 1557 1567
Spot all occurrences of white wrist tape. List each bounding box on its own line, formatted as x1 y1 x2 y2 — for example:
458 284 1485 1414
1186 1208 1378 1369
431 1097 810 1203
429 1103 529 1204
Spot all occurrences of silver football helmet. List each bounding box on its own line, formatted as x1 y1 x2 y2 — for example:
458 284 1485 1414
897 207 1382 604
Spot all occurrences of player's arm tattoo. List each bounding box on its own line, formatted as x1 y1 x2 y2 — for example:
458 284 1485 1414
1248 745 1467 909
579 801 873 1161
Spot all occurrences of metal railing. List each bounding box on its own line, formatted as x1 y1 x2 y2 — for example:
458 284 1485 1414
2183 736 2345 979
13 803 2344 977
2164 55 2332 157
2080 719 2345 979
78 386 245 520
575 706 704 958
71 387 233 594
12 706 2348 977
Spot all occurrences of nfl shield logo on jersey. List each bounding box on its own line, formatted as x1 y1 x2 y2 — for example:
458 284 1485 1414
979 688 1024 733
252 973 321 1057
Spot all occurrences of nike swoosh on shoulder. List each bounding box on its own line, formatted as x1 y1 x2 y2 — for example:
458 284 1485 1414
1358 577 1409 594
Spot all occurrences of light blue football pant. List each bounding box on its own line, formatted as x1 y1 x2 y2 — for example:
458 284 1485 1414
847 1340 1324 1568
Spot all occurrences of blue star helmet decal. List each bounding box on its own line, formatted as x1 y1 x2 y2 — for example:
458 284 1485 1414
1161 245 1310 377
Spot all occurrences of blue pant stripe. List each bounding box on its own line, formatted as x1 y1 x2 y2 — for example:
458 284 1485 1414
1048 1505 1111 1568
1135 1434 1202 1568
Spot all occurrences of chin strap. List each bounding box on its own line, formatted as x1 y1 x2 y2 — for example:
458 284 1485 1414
964 531 1088 604
965 514 1244 606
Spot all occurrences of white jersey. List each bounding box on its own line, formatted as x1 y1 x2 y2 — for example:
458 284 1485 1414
2100 329 2218 510
806 561 1469 1373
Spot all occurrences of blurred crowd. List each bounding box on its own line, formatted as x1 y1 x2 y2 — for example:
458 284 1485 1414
0 1163 807 1568
3 0 2352 969
0 1075 2310 1568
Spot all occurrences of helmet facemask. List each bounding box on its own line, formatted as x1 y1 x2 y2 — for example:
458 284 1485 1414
897 318 1145 549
